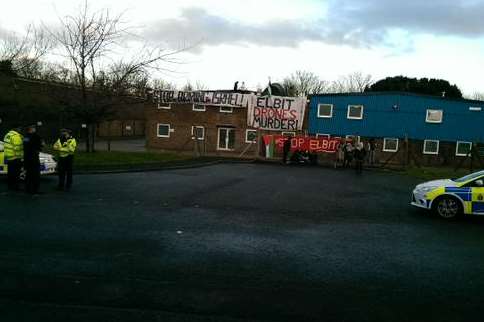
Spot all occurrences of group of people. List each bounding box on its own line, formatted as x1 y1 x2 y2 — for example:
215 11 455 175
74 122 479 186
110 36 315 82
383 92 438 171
3 125 77 194
336 138 377 174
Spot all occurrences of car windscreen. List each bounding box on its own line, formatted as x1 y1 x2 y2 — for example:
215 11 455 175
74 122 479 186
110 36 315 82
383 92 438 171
453 171 484 183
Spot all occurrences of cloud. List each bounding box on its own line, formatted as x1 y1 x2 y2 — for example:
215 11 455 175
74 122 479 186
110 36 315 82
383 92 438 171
145 7 326 51
145 1 484 52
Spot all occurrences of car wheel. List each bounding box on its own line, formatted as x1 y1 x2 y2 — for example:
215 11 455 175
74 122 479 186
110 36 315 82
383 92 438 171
433 196 462 219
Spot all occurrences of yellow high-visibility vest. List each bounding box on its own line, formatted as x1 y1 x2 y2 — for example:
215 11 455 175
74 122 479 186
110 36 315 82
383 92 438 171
3 130 24 161
53 137 77 158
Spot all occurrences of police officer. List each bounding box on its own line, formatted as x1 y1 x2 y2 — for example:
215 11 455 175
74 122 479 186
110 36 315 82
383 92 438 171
53 129 77 191
23 124 43 194
3 125 24 191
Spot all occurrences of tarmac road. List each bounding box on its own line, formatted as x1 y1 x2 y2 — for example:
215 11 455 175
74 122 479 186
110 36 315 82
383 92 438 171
1 164 484 322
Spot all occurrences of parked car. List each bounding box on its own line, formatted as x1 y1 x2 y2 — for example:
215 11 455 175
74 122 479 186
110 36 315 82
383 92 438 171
0 141 57 178
411 170 484 219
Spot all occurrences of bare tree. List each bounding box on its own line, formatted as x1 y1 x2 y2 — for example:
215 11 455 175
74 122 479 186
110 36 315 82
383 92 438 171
49 1 186 152
330 72 373 93
0 25 52 77
282 70 329 96
471 92 484 101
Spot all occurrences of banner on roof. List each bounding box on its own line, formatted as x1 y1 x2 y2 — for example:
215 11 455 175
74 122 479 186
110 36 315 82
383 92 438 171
248 96 307 131
263 135 341 155
155 90 252 108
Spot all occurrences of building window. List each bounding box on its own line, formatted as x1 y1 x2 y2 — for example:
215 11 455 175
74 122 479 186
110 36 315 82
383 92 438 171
191 126 205 140
456 141 472 157
245 130 257 143
317 104 333 118
383 138 399 152
220 106 233 113
157 123 170 138
281 132 296 137
193 104 206 112
347 105 364 120
158 102 171 110
423 140 440 155
218 128 235 150
316 133 330 139
426 109 443 123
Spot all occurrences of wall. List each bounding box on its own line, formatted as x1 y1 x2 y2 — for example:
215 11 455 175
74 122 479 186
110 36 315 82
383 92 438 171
309 93 484 142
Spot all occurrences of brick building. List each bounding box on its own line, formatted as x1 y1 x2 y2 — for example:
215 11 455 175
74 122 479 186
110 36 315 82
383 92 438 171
145 90 308 157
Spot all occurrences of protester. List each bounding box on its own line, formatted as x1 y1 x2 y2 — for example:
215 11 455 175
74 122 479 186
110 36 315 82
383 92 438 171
367 138 377 165
354 142 367 174
335 140 344 168
53 129 77 191
3 125 24 191
282 136 291 164
23 124 43 194
343 140 354 168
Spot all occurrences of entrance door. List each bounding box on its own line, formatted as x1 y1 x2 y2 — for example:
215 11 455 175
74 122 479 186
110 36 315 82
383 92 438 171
218 128 235 151
471 178 484 214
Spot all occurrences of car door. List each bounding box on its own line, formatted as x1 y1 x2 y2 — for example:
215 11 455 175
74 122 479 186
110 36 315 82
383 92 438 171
470 178 484 214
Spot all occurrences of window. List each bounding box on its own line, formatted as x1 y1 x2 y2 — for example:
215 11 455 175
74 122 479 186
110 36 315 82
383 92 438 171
245 130 257 143
158 102 171 110
383 138 399 152
193 104 206 112
456 141 472 157
469 107 482 112
423 140 439 155
347 105 364 120
426 109 443 123
316 134 330 139
281 132 296 137
220 106 233 113
191 126 205 140
157 124 170 138
317 104 333 118
218 128 235 150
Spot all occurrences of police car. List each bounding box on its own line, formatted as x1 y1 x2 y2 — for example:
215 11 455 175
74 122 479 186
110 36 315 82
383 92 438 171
411 170 484 219
0 141 57 177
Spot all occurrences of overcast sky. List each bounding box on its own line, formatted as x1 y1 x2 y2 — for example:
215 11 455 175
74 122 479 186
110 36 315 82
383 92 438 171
1 0 484 95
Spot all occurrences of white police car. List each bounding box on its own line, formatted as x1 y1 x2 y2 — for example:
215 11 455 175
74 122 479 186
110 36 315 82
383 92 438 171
0 141 57 177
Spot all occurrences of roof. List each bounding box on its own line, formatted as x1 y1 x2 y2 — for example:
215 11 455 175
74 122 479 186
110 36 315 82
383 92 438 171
309 91 484 105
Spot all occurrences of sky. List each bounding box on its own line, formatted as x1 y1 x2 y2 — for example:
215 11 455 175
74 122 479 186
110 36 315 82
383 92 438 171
1 0 484 95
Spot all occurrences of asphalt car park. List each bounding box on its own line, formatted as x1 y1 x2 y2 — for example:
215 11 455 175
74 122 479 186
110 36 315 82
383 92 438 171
2 164 484 322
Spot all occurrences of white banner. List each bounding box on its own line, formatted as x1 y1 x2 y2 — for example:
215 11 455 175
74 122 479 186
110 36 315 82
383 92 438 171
155 90 252 108
248 96 307 131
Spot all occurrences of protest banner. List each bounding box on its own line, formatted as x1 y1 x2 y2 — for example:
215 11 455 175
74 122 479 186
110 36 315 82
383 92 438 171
154 90 252 108
248 96 307 131
263 135 341 156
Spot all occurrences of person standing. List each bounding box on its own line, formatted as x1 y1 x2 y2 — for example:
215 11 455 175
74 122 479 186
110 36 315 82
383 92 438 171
282 136 291 164
3 125 24 191
23 125 43 194
368 138 377 165
354 142 367 174
53 129 77 191
343 140 354 168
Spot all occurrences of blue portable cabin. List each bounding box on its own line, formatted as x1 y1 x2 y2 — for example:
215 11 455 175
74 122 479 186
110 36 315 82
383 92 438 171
308 92 484 165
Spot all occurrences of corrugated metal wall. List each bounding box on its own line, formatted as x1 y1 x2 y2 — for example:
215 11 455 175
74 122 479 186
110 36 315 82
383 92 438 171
309 93 484 142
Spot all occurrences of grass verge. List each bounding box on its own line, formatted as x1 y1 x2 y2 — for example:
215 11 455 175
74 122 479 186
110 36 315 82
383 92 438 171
403 166 480 181
73 151 198 171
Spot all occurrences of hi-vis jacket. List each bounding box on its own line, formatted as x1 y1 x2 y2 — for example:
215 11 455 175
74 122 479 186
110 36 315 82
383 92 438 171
53 137 77 158
3 130 24 161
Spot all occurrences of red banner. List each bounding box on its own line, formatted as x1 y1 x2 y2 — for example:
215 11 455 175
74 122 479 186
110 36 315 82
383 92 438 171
265 135 341 154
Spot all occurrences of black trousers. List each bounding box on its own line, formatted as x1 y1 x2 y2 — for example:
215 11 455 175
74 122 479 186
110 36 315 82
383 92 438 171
283 149 290 163
25 160 40 193
7 159 22 190
58 156 74 189
355 160 364 174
